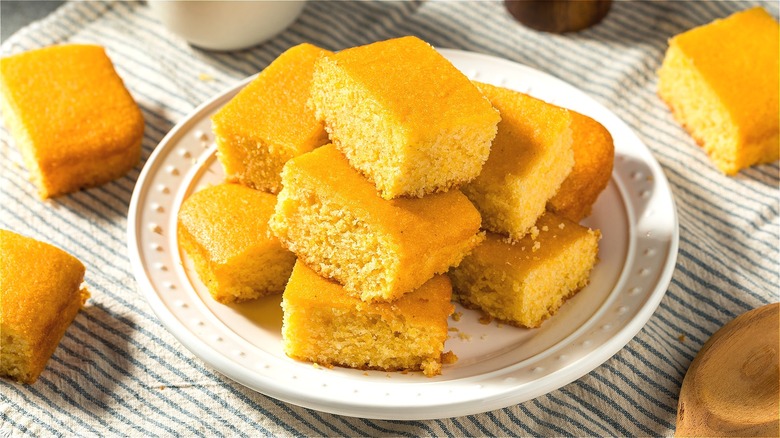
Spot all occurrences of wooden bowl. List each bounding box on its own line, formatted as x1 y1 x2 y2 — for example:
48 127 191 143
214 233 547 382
676 302 779 437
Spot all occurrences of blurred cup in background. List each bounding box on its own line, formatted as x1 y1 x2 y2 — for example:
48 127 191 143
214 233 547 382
505 0 612 33
148 1 306 51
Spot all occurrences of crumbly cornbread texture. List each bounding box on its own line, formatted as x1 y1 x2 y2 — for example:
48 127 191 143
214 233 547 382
213 43 331 193
463 82 574 240
547 111 614 222
657 7 779 174
449 213 600 328
309 36 500 199
269 145 484 302
282 261 454 376
0 44 144 199
177 183 296 304
0 230 89 384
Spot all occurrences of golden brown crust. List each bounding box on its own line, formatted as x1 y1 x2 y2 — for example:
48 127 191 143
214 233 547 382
282 262 452 377
309 37 500 199
270 144 484 302
450 213 600 328
0 44 144 198
0 230 88 383
212 43 331 193
467 82 575 238
547 111 615 221
656 8 779 175
176 183 295 303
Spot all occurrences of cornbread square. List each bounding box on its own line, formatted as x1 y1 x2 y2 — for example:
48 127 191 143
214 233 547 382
177 183 296 304
463 82 574 240
309 36 500 199
449 213 600 328
1 230 89 384
213 43 331 193
0 44 144 199
658 7 779 174
269 144 484 302
547 111 614 222
282 261 454 376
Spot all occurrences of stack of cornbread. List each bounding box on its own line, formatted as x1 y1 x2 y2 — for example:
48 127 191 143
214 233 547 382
451 84 612 328
269 37 500 377
178 36 614 376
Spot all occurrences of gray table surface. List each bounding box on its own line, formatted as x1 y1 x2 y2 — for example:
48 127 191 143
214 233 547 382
1 1 64 42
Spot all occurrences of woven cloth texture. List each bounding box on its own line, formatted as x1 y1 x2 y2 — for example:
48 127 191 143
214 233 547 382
1 1 778 436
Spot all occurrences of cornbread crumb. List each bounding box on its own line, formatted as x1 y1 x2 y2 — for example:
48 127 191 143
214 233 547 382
177 183 295 304
198 73 213 82
0 44 144 199
450 213 600 328
213 43 331 193
458 332 472 341
270 145 483 302
1 230 89 383
657 7 779 174
309 36 500 199
452 312 463 322
463 82 573 240
678 334 686 343
282 262 454 377
478 314 493 325
441 351 458 365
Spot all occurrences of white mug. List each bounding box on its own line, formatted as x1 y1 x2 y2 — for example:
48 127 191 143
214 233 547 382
148 1 306 51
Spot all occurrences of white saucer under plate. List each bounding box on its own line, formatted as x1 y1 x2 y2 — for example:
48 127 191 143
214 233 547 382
127 49 679 420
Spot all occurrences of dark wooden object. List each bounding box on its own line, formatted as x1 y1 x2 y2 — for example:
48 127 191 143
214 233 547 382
505 0 612 33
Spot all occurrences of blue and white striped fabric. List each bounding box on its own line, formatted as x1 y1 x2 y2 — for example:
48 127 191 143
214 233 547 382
1 1 777 436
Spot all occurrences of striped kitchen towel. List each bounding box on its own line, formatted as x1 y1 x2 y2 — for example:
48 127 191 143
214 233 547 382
1 1 777 436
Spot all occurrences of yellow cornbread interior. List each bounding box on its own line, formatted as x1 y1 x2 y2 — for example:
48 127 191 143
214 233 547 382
213 43 331 193
309 36 500 199
657 7 779 174
450 213 600 328
1 230 89 384
177 183 296 304
282 262 454 377
547 111 614 222
0 44 144 199
463 82 574 240
269 145 484 302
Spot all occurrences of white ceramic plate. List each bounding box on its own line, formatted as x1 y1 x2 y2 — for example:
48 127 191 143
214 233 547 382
127 49 678 420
